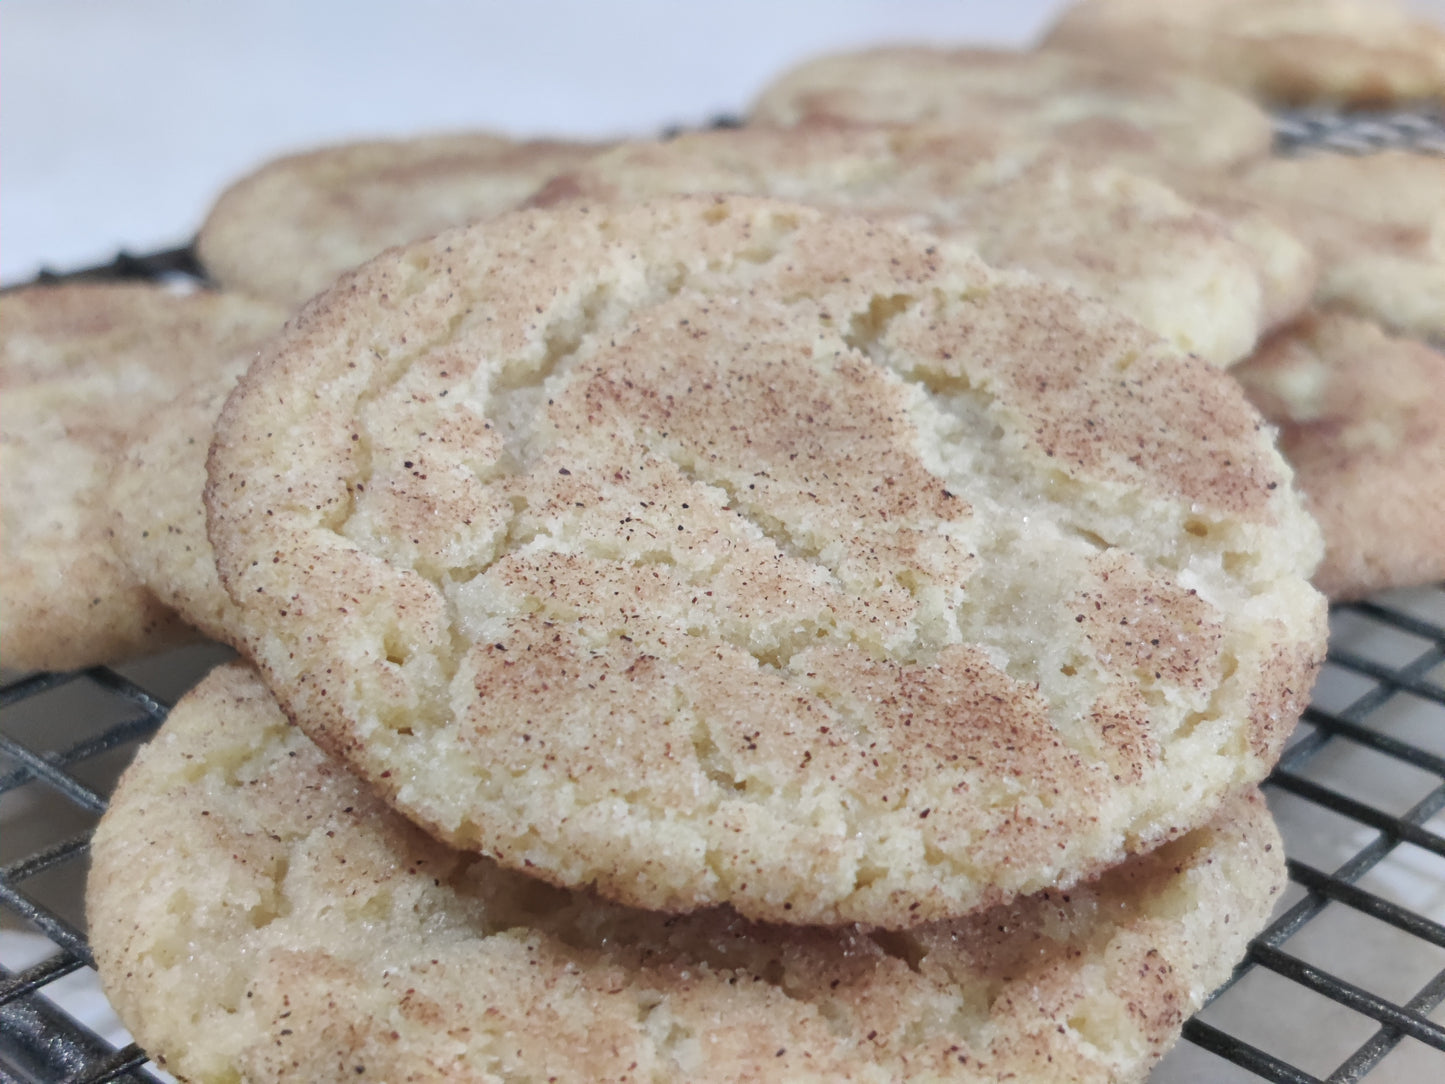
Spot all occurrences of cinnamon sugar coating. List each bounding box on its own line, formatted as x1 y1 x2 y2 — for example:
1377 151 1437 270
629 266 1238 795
748 46 1273 170
206 197 1324 927
1234 310 1445 599
532 125 1316 368
198 131 606 307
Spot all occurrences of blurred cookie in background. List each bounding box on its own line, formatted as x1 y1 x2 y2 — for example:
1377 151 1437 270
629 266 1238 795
1238 150 1445 343
1041 0 1445 107
107 361 251 649
1233 309 1445 600
0 283 286 672
537 124 1316 366
748 45 1275 170
197 132 608 307
89 661 1288 1084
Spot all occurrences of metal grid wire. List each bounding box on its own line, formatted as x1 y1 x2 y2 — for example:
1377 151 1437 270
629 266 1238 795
1273 108 1445 156
5 111 1445 1082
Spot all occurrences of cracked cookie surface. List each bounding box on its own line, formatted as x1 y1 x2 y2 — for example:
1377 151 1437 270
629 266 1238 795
89 662 1286 1084
1041 0 1445 107
207 196 1325 926
1237 150 1445 343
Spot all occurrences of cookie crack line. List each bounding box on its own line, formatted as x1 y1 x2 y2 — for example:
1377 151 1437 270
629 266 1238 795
333 207 813 681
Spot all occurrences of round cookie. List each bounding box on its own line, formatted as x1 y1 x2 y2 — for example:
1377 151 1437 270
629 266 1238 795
0 283 287 672
1041 0 1445 107
1138 165 1321 336
197 132 606 308
922 155 1288 368
107 362 250 646
88 662 1288 1084
747 46 1275 170
1233 310 1445 600
206 196 1325 928
535 125 1315 367
1238 150 1445 343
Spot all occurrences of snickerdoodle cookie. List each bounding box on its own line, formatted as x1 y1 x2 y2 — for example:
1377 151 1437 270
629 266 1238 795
106 361 251 646
89 662 1287 1084
0 282 286 671
1233 310 1445 599
748 46 1274 170
1238 150 1445 342
533 125 1315 367
1041 0 1445 107
206 196 1324 927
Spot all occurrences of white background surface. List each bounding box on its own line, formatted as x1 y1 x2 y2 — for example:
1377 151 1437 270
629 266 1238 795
12 0 1445 283
3 0 1073 284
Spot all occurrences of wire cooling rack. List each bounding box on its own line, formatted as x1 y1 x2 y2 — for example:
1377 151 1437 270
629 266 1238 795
5 110 1445 1083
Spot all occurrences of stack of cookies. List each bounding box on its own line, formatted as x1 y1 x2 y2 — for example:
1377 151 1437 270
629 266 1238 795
85 197 1324 1082
3 0 1443 1078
